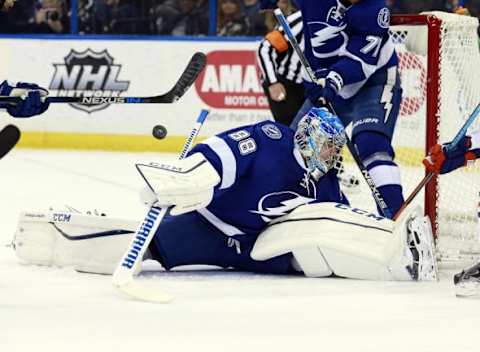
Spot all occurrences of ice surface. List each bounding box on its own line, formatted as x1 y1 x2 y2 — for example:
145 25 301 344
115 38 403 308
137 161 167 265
1 149 478 352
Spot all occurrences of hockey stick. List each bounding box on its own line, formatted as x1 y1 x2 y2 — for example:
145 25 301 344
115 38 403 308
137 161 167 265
112 109 210 303
0 52 207 105
273 8 392 218
393 103 480 221
0 125 21 159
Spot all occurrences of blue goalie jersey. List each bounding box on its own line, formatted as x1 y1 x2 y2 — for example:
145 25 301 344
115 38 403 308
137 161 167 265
296 0 397 99
188 120 347 237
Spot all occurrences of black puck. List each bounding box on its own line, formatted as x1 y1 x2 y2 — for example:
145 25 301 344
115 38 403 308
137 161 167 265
152 125 167 140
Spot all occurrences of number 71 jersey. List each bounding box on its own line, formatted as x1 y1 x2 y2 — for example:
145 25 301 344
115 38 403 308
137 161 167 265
297 0 398 99
188 120 346 237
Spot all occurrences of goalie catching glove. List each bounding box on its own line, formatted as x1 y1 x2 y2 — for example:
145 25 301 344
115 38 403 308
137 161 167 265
137 153 221 215
423 129 480 174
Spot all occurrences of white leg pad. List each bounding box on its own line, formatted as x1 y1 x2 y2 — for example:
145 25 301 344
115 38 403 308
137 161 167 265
13 210 140 275
292 248 333 277
251 202 425 281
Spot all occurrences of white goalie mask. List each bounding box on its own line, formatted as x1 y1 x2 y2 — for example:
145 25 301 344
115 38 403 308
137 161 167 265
294 107 346 179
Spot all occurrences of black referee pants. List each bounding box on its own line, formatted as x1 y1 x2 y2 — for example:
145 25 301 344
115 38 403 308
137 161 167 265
263 77 306 127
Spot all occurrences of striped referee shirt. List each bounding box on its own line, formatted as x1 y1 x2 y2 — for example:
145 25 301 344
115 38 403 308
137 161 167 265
257 10 304 86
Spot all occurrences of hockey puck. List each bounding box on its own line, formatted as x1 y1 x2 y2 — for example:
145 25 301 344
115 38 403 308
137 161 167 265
152 125 167 140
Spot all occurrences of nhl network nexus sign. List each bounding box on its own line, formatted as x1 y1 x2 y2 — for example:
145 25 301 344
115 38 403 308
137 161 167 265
49 49 130 113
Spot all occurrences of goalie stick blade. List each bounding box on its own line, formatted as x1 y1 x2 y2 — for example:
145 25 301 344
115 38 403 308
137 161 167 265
115 279 173 304
0 124 20 159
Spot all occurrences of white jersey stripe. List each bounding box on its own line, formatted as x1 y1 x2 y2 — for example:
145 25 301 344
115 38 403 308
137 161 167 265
258 41 278 84
198 208 245 236
203 136 237 190
368 164 402 188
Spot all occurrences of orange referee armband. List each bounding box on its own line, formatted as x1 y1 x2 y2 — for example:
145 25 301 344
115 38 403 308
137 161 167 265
265 30 289 53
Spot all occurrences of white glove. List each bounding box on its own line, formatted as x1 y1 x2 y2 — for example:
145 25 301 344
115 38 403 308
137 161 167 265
139 186 159 207
136 153 221 216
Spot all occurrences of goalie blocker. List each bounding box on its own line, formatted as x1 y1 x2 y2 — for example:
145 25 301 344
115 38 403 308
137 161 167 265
12 200 437 281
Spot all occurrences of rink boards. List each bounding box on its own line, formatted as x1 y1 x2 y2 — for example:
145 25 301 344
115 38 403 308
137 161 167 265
0 37 427 164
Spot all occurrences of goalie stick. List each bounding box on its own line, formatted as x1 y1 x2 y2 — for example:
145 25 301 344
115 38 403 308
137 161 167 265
112 109 210 303
393 103 480 221
273 8 392 218
0 52 207 105
0 124 20 159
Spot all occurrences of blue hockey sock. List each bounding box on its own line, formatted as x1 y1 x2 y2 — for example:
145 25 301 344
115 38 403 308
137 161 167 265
354 131 404 217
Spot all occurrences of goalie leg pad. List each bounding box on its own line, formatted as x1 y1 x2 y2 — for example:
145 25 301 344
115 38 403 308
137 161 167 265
251 202 436 281
13 211 140 274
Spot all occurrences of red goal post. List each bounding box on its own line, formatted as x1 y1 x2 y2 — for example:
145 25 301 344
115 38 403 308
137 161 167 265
391 14 442 238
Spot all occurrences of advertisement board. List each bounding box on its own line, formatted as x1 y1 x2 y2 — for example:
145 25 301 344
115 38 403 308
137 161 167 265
0 37 429 158
0 38 271 151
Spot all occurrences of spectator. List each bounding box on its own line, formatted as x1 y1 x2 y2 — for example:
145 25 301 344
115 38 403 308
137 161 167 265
264 0 297 32
78 0 100 34
401 0 444 13
31 0 69 34
445 0 480 16
466 0 480 16
242 0 266 35
0 0 34 33
217 0 250 36
386 0 403 14
95 0 140 34
155 0 208 35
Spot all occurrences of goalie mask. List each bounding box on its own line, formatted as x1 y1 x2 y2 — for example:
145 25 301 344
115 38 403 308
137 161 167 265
294 107 346 179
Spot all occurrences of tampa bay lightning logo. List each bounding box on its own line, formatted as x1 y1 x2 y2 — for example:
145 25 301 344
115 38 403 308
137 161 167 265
250 191 316 223
308 6 348 59
309 22 348 58
377 7 390 29
261 124 282 140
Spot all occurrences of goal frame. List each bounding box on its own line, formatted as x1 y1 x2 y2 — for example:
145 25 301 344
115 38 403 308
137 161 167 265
391 14 443 238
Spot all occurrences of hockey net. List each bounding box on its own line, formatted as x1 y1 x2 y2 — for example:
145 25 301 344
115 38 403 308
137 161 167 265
343 12 480 268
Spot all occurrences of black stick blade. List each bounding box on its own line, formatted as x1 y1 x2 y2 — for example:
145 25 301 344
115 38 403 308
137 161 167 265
154 52 207 103
0 124 20 159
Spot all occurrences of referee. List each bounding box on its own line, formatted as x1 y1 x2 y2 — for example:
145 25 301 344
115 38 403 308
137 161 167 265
257 9 305 126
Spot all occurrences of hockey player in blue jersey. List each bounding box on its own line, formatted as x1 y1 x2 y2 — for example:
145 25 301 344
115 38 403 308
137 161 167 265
0 1 50 118
260 0 404 218
14 107 437 282
142 107 348 274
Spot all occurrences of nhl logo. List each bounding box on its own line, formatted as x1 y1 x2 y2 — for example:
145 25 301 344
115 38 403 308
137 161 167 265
49 49 130 113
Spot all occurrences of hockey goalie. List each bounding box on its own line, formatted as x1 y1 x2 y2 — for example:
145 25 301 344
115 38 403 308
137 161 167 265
12 107 437 282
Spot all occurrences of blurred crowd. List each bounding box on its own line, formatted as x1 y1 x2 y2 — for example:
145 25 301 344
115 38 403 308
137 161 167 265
0 0 478 35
